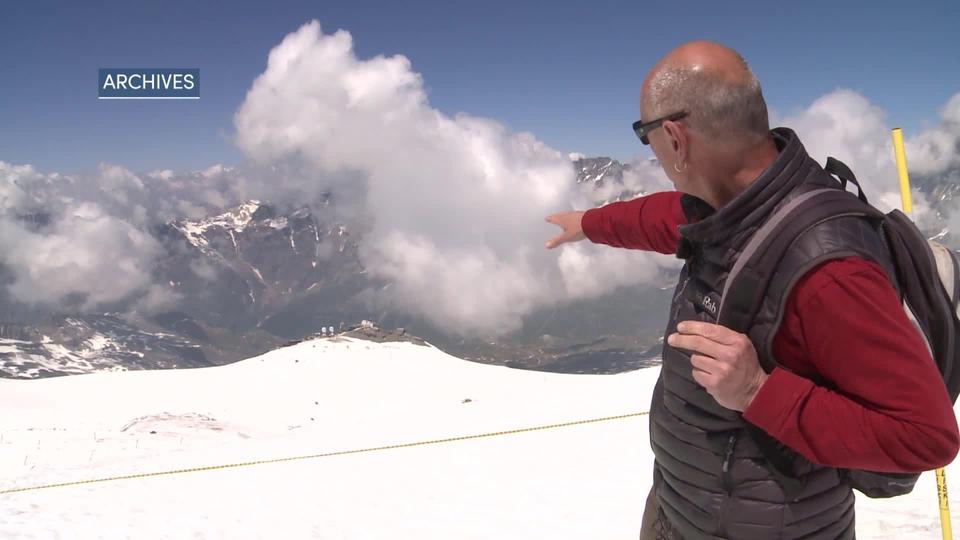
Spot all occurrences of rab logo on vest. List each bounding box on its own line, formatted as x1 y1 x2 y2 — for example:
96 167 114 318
98 69 199 99
695 291 719 317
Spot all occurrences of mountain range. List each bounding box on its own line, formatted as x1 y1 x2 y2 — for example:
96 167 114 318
0 156 953 379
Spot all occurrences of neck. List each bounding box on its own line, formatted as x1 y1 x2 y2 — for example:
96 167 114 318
696 135 779 209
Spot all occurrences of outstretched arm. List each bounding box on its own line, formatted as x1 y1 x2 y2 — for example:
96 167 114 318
544 191 685 254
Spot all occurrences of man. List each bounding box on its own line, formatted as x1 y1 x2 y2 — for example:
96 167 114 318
544 42 959 539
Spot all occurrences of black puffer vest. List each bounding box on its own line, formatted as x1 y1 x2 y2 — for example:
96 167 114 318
651 128 895 539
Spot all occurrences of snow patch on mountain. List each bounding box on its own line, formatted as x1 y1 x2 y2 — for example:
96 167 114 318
171 201 266 250
0 335 128 379
0 316 202 379
575 157 624 185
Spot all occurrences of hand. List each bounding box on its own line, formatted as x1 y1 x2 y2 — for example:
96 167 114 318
667 321 768 412
544 211 587 249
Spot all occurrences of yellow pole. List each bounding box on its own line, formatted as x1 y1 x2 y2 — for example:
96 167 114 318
891 128 914 216
892 127 952 540
939 468 953 540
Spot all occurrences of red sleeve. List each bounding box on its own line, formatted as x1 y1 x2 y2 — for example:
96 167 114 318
580 191 685 255
742 257 960 473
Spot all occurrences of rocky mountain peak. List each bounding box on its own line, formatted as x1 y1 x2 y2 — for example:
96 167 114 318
573 157 627 186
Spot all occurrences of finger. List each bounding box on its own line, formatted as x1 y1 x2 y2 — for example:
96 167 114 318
545 214 559 225
668 332 727 359
689 353 723 375
676 321 739 345
691 366 714 389
545 233 567 249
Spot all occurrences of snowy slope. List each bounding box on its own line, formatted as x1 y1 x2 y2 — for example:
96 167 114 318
0 337 958 539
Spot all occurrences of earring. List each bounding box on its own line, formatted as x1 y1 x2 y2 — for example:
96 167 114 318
674 161 687 173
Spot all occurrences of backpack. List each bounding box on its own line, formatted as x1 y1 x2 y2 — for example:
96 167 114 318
718 156 960 499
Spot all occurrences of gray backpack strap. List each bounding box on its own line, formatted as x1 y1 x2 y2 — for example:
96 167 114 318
717 188 880 337
715 186 882 500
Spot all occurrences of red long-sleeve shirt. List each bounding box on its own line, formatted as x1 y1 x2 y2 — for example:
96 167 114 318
582 191 960 473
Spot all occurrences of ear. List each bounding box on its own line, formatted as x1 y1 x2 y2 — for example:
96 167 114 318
662 120 689 163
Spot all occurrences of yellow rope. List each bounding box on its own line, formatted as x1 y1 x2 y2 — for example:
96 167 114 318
0 411 649 496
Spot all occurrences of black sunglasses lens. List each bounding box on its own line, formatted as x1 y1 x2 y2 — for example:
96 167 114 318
633 122 648 145
633 111 686 145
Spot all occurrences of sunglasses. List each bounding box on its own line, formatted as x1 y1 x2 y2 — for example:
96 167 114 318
632 110 688 145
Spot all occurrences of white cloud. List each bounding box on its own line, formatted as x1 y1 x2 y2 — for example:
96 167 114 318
776 88 960 225
189 259 219 281
0 156 339 314
134 284 183 314
778 89 897 200
0 162 188 312
0 198 161 309
557 242 670 299
905 94 960 177
234 21 676 337
148 169 175 181
0 162 33 212
3 24 959 337
582 157 673 206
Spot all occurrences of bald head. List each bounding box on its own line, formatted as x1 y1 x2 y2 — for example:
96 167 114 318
642 41 769 143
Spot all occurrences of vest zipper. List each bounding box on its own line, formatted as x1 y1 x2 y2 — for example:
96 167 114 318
717 432 739 538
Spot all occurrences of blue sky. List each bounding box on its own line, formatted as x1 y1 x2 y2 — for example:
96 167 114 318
1 0 957 173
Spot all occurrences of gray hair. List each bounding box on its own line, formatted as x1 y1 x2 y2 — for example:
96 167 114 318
646 58 769 141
